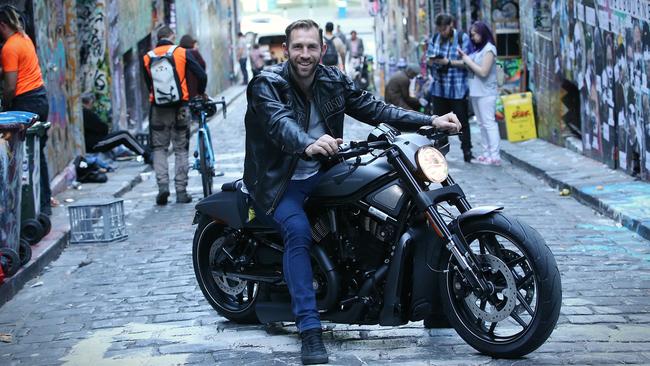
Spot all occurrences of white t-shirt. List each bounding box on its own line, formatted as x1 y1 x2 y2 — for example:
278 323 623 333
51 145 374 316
468 42 498 97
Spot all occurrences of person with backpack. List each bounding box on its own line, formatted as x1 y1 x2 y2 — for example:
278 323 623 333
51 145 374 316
427 13 475 163
322 22 345 70
143 25 207 205
458 21 501 166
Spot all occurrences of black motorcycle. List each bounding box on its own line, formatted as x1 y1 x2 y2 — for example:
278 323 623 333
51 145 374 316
192 124 561 358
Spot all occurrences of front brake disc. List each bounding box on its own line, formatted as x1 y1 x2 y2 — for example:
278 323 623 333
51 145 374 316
501 249 535 314
464 254 517 323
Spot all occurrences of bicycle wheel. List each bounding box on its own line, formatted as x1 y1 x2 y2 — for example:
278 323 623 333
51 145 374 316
199 132 213 197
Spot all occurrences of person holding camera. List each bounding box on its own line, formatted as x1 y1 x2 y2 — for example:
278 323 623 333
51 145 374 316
427 13 474 162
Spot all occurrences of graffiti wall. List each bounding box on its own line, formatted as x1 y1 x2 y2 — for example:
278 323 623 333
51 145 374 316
175 0 236 95
33 0 83 176
519 0 649 180
77 0 112 123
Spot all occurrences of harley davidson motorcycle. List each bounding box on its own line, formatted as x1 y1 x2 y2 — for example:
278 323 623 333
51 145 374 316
192 124 561 358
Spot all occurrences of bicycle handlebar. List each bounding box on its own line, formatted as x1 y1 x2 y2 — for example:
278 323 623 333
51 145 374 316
189 96 227 119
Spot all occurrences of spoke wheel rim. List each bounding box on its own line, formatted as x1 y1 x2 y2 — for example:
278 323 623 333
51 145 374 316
198 228 258 313
446 230 539 344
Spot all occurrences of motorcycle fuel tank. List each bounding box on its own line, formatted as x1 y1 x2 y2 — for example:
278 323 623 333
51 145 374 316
311 156 393 198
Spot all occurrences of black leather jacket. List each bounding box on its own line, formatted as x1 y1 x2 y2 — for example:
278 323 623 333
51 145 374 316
243 62 433 214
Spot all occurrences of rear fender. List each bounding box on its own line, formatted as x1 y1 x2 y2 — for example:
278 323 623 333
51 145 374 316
194 190 246 228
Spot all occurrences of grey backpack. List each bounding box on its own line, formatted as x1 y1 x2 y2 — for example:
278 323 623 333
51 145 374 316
147 46 182 106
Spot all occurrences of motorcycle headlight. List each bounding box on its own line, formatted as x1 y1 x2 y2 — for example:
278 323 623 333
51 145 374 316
416 146 448 183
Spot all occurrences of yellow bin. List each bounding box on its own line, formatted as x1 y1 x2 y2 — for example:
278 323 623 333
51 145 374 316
501 92 537 142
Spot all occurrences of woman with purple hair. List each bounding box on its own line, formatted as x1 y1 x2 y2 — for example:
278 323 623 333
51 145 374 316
458 21 501 165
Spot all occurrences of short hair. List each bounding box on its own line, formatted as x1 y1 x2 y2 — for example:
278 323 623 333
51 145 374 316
435 14 454 27
157 26 174 40
179 34 196 49
405 63 420 77
284 19 322 46
325 22 334 32
238 32 244 37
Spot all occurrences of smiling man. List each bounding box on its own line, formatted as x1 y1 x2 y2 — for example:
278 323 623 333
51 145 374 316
243 19 461 365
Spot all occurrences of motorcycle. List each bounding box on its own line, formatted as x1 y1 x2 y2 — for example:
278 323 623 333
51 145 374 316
191 123 562 358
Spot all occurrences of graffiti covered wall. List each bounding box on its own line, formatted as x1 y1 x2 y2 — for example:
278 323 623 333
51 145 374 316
521 0 649 180
33 0 83 176
77 0 112 123
175 0 236 94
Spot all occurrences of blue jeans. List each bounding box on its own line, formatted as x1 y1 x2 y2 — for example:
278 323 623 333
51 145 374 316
272 172 322 333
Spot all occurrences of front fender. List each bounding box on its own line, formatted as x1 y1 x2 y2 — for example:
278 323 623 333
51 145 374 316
457 206 503 225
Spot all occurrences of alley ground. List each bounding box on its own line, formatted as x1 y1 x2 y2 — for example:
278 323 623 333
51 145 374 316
1 92 650 365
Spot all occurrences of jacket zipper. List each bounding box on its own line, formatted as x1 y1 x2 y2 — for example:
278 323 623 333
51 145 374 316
267 97 312 215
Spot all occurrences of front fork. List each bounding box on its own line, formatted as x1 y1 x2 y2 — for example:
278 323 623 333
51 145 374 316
387 150 493 295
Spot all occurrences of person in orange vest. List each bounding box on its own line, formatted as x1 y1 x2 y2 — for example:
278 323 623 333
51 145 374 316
0 5 52 215
143 26 207 205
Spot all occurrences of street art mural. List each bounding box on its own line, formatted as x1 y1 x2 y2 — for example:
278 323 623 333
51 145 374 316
175 0 235 94
519 0 650 180
117 0 153 54
33 0 82 176
77 0 112 123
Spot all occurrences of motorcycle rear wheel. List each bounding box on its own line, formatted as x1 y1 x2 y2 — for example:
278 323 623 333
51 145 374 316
440 212 561 358
193 215 264 324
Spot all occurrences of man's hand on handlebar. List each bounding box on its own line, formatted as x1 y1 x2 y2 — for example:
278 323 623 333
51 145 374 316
431 112 462 133
305 134 343 157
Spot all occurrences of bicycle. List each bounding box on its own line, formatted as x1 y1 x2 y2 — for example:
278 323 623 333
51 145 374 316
188 96 227 197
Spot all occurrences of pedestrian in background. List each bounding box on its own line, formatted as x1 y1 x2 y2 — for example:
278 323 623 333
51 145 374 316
179 34 207 98
335 24 347 48
322 22 346 71
346 30 364 59
249 43 265 77
143 26 207 205
427 13 474 162
0 5 52 215
81 93 150 164
458 21 501 166
236 32 249 85
385 64 422 110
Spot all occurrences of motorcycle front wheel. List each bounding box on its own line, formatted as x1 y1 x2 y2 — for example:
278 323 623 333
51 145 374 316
193 215 263 323
440 212 561 358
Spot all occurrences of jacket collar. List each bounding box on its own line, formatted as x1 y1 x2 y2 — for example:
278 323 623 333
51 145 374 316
156 39 175 47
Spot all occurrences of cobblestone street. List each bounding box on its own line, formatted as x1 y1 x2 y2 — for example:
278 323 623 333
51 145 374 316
1 93 649 365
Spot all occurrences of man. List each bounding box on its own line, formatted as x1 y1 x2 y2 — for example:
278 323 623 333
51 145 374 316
346 30 364 59
81 93 150 163
0 5 52 215
143 26 207 205
321 22 345 70
427 13 474 162
236 32 249 85
244 19 461 365
335 24 347 47
385 63 422 110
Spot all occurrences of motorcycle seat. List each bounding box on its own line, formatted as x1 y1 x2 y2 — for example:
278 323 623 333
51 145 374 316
221 179 243 192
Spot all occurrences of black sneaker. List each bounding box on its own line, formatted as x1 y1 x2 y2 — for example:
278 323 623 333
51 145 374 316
156 191 170 205
463 152 475 163
176 191 192 204
300 328 328 365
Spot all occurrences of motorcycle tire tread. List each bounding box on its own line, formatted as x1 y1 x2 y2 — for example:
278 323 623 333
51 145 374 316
440 212 562 359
